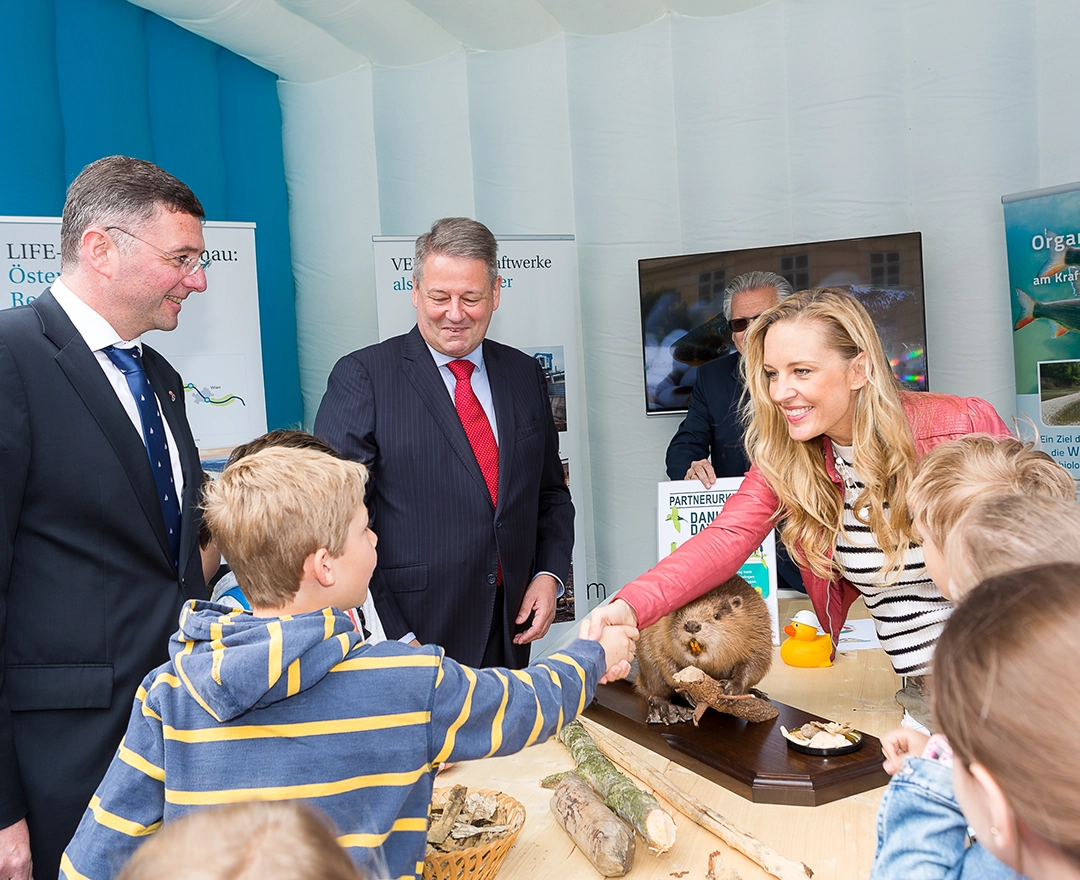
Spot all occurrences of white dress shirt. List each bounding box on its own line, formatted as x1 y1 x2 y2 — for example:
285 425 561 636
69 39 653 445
50 278 186 497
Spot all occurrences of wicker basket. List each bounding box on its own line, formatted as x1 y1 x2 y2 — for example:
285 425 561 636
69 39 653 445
423 789 526 880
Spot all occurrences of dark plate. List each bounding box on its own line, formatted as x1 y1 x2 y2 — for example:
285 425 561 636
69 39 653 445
785 729 863 756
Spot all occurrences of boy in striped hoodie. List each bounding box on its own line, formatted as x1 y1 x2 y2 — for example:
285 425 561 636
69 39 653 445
61 447 635 880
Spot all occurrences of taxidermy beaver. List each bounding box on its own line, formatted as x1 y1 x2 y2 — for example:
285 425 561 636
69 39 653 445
635 575 773 725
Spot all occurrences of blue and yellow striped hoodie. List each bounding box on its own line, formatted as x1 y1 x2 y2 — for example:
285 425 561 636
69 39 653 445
60 600 604 880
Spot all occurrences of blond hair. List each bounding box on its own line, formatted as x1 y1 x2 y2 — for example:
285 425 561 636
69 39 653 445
202 447 369 609
742 287 917 581
909 435 1074 551
934 562 1080 865
115 801 368 880
945 494 1080 598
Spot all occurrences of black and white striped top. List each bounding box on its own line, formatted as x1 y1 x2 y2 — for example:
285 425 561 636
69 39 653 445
831 445 951 676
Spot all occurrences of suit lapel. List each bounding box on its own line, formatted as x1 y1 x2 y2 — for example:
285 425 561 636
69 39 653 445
484 341 515 514
401 327 494 505
34 292 173 565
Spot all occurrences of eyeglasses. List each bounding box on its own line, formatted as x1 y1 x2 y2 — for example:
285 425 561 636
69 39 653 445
105 226 210 276
729 314 764 334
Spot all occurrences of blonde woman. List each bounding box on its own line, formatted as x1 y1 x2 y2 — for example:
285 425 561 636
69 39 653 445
594 289 1009 711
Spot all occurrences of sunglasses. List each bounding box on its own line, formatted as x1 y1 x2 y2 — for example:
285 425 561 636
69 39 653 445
729 314 764 334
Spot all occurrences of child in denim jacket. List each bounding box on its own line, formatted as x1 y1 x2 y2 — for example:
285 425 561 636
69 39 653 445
871 437 1080 880
928 563 1080 880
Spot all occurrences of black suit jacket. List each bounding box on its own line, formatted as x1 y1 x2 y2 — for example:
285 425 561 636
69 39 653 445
314 327 574 669
665 352 750 480
0 291 206 877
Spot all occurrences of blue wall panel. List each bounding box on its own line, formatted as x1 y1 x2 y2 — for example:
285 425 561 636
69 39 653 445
219 52 302 429
54 0 155 181
145 15 228 219
0 3 66 214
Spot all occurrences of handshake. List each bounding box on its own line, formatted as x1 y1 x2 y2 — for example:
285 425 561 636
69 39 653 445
578 598 641 683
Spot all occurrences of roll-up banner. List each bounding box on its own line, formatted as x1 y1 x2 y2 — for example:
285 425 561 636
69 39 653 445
1002 184 1080 479
372 235 592 655
2 217 267 465
656 478 780 645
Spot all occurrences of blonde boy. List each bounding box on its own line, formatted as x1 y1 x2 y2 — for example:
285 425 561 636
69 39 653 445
62 448 634 880
907 435 1075 599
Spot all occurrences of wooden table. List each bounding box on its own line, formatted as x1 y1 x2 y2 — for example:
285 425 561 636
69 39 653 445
439 598 902 880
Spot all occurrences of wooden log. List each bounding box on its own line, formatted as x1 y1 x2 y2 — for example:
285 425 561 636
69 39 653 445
550 772 636 877
578 718 814 880
559 721 678 853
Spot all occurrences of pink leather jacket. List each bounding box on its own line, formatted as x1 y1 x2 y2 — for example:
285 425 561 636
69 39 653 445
619 393 1010 657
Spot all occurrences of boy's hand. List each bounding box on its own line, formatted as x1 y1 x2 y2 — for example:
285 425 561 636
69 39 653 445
880 727 930 775
579 619 638 682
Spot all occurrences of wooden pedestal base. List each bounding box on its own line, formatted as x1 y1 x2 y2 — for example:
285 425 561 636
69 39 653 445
584 679 889 807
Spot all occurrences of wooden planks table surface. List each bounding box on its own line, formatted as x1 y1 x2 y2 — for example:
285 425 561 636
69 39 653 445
438 598 902 880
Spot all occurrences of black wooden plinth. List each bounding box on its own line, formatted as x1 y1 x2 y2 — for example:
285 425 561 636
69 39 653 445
583 679 890 807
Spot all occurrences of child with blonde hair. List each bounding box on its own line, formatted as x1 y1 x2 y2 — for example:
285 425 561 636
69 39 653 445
62 447 635 880
116 801 368 880
871 436 1080 879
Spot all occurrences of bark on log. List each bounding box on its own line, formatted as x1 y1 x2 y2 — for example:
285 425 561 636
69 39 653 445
559 720 677 853
550 772 636 877
578 718 813 880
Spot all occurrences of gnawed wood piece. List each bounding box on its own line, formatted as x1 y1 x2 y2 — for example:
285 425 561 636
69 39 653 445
672 666 779 723
550 772 636 876
578 718 813 880
559 720 678 853
427 783 468 845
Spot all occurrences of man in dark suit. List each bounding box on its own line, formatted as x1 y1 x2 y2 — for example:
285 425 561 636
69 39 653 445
315 217 573 670
665 270 802 591
0 157 209 880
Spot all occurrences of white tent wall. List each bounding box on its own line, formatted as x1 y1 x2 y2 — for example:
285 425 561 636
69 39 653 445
279 69 383 411
372 52 477 230
906 1 1034 399
136 0 1080 599
567 19 683 597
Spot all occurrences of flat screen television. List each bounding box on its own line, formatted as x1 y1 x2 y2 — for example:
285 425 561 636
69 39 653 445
638 232 929 414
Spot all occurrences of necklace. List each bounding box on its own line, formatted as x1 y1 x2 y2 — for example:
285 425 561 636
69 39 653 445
832 450 861 492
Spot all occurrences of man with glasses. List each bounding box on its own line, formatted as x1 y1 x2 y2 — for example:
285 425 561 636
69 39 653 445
0 156 210 880
665 271 802 591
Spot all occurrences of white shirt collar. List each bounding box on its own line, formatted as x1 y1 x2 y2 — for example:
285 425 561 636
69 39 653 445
50 278 142 353
424 339 485 372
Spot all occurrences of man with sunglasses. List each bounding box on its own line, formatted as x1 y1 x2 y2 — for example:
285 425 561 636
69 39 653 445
0 156 210 880
665 271 802 591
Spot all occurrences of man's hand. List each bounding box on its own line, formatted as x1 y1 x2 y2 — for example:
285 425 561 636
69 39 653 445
0 818 32 880
880 727 930 776
513 574 558 644
684 458 716 488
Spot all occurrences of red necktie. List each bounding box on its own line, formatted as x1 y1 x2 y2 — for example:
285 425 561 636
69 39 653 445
447 359 499 506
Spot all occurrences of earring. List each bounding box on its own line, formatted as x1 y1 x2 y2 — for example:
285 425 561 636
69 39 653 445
990 827 1000 838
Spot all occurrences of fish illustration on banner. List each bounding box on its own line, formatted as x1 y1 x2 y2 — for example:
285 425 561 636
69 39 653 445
1003 186 1080 479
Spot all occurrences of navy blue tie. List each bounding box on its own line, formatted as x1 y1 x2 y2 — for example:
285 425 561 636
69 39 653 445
103 345 181 568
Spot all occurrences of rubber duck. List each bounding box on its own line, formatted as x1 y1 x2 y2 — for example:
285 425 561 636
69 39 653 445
780 610 833 668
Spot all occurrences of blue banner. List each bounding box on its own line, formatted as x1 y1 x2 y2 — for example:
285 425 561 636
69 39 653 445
1003 183 1080 479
